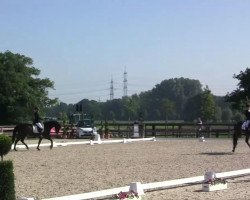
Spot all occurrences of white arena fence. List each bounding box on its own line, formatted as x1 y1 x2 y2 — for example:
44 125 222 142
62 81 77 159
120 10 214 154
14 138 250 200
12 137 156 149
40 168 250 200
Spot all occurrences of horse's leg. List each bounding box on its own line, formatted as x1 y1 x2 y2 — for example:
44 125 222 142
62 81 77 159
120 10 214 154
49 138 53 149
232 135 238 152
13 138 20 151
20 138 29 150
245 132 250 148
13 134 24 151
232 128 240 152
46 135 53 149
37 136 43 151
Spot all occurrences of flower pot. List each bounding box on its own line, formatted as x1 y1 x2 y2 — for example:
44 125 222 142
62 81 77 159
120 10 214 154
115 197 142 200
202 182 227 192
204 171 216 182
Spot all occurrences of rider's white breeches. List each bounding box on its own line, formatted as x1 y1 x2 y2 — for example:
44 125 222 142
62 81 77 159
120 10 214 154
36 122 44 129
242 120 250 130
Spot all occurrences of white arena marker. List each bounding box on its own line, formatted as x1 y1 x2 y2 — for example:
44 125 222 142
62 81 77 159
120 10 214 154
199 137 205 142
90 140 94 145
129 182 144 196
123 138 127 143
55 143 68 147
94 133 102 144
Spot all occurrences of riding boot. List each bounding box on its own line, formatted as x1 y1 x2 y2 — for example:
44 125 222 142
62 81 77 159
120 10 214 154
38 127 43 137
246 127 249 134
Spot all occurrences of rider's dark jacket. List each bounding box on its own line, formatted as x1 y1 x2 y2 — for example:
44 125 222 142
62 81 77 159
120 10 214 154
33 111 41 124
245 109 250 120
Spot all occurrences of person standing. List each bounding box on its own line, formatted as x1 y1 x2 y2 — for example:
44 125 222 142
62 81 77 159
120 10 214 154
197 117 203 137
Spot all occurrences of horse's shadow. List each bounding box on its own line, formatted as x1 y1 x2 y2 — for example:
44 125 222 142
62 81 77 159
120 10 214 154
199 152 234 156
231 178 250 183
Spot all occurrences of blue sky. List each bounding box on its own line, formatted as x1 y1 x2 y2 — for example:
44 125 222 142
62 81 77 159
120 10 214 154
1 0 250 104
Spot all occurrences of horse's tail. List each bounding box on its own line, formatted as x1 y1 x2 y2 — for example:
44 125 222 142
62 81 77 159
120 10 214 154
12 125 18 144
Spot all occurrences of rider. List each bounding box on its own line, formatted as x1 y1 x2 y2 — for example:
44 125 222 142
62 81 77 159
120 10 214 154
33 107 43 135
242 104 250 131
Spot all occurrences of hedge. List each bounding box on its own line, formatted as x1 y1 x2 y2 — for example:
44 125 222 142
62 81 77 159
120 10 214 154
0 160 15 200
0 134 12 161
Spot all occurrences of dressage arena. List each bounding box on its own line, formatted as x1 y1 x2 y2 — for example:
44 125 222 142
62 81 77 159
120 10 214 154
5 138 250 200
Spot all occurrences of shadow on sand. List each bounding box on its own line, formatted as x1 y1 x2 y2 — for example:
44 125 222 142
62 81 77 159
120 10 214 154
199 152 234 156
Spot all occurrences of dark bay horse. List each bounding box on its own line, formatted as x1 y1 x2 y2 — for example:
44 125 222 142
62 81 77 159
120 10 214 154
232 121 250 152
12 120 61 151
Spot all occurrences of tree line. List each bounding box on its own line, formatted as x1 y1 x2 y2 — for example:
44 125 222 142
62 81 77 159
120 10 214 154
0 51 248 124
45 79 243 123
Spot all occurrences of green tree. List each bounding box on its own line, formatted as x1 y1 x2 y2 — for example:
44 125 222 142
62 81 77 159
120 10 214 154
122 95 140 120
183 93 202 121
214 106 222 122
226 68 250 109
142 77 202 120
221 108 233 122
232 111 244 122
44 77 229 122
161 98 175 120
183 90 219 122
200 86 216 122
45 102 75 120
0 51 56 124
138 91 153 120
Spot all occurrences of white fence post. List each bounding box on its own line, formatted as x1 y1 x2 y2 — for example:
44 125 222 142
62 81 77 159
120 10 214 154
129 182 144 195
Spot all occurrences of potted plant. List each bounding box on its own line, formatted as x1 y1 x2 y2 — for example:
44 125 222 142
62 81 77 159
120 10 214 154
202 171 227 192
113 191 141 200
0 134 15 199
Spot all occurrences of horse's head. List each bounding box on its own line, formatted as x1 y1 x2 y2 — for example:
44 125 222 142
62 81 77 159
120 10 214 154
44 120 61 134
54 121 62 134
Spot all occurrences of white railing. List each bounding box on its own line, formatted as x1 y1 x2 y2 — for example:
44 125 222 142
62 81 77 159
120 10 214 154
41 168 250 200
16 138 250 200
13 137 156 149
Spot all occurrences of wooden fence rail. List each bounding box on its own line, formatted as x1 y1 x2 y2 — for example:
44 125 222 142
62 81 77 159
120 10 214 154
98 122 235 139
0 122 236 139
143 123 234 138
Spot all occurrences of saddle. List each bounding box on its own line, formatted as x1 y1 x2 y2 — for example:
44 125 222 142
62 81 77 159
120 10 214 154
32 124 44 134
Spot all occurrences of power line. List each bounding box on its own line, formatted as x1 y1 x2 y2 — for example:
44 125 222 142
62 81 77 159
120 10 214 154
50 69 157 103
